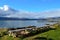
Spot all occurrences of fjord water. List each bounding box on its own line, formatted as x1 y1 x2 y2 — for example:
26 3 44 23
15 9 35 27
0 20 57 28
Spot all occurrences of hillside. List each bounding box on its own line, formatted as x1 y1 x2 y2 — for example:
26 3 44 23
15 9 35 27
23 24 60 40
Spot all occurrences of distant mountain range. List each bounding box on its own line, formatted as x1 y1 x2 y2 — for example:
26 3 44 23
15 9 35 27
0 5 60 20
0 17 46 20
0 17 60 21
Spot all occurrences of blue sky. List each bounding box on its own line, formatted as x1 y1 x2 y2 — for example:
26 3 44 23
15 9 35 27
0 0 60 18
0 0 60 12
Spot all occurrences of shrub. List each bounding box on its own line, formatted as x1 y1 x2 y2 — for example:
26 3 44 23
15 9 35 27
0 33 4 37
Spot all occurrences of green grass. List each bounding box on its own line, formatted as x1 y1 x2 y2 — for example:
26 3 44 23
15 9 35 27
0 35 20 40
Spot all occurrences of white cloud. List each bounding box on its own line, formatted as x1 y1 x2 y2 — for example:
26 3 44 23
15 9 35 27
2 9 60 18
0 5 60 18
3 5 9 11
0 5 9 11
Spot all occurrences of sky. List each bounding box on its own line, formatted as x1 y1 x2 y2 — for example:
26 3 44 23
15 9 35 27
0 0 60 12
0 0 60 18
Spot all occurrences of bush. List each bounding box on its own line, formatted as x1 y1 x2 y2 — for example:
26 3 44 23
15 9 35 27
3 31 8 35
0 33 4 37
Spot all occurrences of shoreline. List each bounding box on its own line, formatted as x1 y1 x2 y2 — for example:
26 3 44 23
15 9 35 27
0 22 58 31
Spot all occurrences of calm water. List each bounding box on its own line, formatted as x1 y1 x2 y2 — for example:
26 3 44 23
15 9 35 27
0 20 57 28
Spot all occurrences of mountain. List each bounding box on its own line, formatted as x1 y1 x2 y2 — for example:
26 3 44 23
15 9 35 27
0 5 18 17
0 5 60 19
0 5 38 18
0 17 44 20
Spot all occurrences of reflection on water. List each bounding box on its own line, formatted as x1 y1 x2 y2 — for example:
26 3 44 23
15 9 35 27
0 20 57 28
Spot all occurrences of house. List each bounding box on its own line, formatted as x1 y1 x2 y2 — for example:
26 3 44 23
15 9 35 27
8 26 50 37
8 31 17 37
8 29 26 37
8 27 36 37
